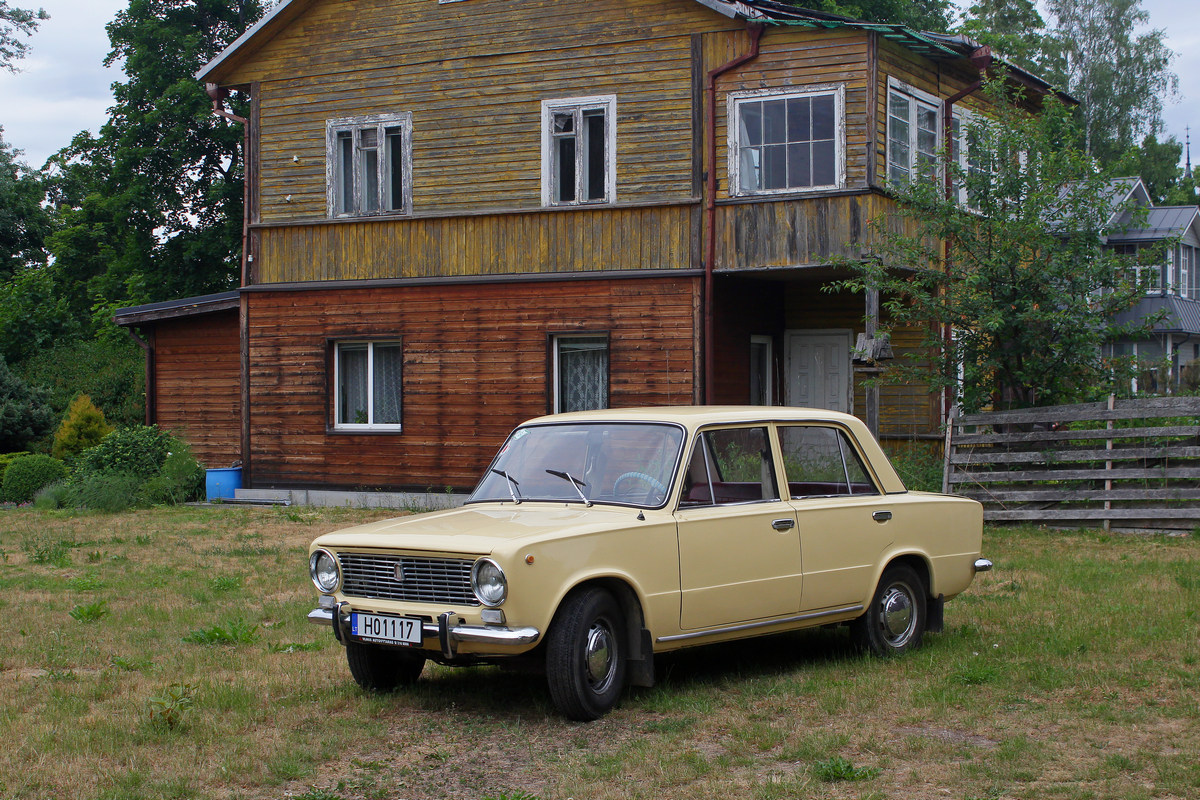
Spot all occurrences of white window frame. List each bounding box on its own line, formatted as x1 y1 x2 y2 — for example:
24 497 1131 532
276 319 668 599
551 333 609 413
886 77 943 188
540 95 617 207
727 85 846 196
332 339 404 431
750 334 773 405
326 112 413 218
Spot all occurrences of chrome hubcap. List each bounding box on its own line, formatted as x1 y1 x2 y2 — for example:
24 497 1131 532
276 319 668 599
880 585 914 645
584 621 614 689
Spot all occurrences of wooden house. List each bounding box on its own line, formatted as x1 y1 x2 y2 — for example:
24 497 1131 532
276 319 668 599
114 0 1065 494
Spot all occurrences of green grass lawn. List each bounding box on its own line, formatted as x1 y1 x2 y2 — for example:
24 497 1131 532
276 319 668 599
0 506 1196 800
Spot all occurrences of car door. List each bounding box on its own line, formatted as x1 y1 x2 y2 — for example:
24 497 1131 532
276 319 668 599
778 424 894 612
674 426 802 630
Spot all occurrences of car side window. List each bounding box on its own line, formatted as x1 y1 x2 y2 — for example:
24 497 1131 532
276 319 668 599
680 426 779 506
779 425 879 498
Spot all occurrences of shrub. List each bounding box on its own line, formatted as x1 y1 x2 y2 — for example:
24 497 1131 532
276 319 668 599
18 337 145 428
67 472 144 513
75 426 172 481
0 359 55 452
2 453 67 504
142 445 205 505
33 480 72 509
52 394 114 461
0 450 30 485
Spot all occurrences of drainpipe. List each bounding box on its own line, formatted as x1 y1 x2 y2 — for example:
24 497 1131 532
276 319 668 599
206 83 251 287
939 46 992 420
704 23 765 404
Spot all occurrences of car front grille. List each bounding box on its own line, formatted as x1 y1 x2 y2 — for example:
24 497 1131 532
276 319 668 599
337 553 479 606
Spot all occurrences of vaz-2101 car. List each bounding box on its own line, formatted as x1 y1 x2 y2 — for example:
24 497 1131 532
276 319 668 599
308 407 991 720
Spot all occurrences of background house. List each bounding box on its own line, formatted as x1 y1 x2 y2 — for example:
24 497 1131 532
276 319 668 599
115 0 1064 496
1102 177 1200 392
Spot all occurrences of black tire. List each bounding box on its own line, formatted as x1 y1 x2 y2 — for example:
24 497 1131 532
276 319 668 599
851 564 927 657
345 641 425 692
545 587 627 721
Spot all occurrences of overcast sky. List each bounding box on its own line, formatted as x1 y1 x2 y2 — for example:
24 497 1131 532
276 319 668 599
0 0 1197 170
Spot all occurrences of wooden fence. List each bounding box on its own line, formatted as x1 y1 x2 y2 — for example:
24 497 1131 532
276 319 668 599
943 396 1200 532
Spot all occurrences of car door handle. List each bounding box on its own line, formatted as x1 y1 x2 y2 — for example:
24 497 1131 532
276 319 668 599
872 510 892 523
771 518 795 531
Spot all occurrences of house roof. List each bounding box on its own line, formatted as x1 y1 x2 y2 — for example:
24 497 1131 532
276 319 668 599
1109 206 1200 244
112 290 240 327
1111 294 1200 336
197 0 1066 100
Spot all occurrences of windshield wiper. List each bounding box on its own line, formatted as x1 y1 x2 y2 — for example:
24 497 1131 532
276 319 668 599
545 469 591 507
490 469 522 504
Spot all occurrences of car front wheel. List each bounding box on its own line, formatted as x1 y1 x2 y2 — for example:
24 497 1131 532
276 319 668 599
546 587 627 721
851 564 927 657
345 640 426 692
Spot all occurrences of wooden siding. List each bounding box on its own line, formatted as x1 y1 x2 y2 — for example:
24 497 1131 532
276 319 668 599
254 203 698 282
244 276 700 490
217 0 744 224
152 311 241 468
707 26 872 198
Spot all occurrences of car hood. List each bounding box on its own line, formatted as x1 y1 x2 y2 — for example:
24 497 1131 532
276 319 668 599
311 502 656 555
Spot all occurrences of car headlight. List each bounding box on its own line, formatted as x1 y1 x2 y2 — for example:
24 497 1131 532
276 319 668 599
471 558 507 607
309 549 340 594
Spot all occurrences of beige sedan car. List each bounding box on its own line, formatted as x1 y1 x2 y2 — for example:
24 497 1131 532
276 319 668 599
308 407 989 720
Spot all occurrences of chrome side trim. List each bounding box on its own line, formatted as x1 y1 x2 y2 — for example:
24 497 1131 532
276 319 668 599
656 604 864 643
974 558 993 573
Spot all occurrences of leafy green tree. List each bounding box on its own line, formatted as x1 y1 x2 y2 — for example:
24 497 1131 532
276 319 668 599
0 1 46 71
1046 0 1177 166
836 80 1152 412
18 337 145 427
802 0 954 31
46 0 265 319
0 357 54 451
957 0 1063 78
0 265 79 364
1110 134 1185 204
0 128 52 281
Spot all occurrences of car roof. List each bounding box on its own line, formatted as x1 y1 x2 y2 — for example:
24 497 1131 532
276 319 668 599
523 405 864 427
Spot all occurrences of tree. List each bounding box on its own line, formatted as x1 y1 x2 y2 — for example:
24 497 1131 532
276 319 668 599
0 1 47 72
957 0 1063 79
46 0 265 320
0 128 53 281
0 357 54 451
1110 134 1184 204
52 394 114 460
1046 0 1177 166
835 80 1152 412
803 0 955 31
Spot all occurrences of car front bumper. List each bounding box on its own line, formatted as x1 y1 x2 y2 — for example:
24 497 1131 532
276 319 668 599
308 604 540 660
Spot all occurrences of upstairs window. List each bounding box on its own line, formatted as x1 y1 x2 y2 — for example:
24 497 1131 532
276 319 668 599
541 96 616 206
887 79 940 187
729 87 844 195
326 113 412 217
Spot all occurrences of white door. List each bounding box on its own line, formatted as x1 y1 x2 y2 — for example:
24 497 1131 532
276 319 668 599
785 331 851 412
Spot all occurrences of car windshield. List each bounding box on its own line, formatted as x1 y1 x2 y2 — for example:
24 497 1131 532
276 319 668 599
468 422 686 508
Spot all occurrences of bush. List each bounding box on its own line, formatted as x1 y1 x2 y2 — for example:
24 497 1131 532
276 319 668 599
68 471 144 513
3 453 67 504
0 450 30 485
18 337 145 428
75 426 173 481
33 480 72 510
142 446 205 505
52 394 114 461
0 359 55 452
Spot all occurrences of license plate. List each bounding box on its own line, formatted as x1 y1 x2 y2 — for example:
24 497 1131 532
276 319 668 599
350 612 424 645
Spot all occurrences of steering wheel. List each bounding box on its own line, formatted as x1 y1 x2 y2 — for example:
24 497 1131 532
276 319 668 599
612 471 668 499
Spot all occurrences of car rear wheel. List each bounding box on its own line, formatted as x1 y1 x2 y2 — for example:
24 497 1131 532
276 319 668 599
851 564 926 657
546 587 627 721
346 641 426 692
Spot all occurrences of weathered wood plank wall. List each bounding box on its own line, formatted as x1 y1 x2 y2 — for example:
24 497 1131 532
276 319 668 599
245 275 700 490
152 311 242 468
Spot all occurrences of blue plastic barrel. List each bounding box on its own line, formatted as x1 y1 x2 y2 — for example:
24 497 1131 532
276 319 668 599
205 468 242 501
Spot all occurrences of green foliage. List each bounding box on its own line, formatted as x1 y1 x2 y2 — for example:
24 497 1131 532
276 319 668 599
31 479 70 510
23 535 71 567
833 79 1154 412
183 618 258 646
805 0 953 31
76 426 172 481
0 358 53 452
146 683 195 730
2 452 65 504
883 442 944 493
810 755 881 782
66 472 144 513
19 337 145 428
0 266 80 366
0 2 49 72
69 600 109 623
957 0 1062 78
0 128 53 280
141 445 205 505
0 449 28 482
52 394 114 461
